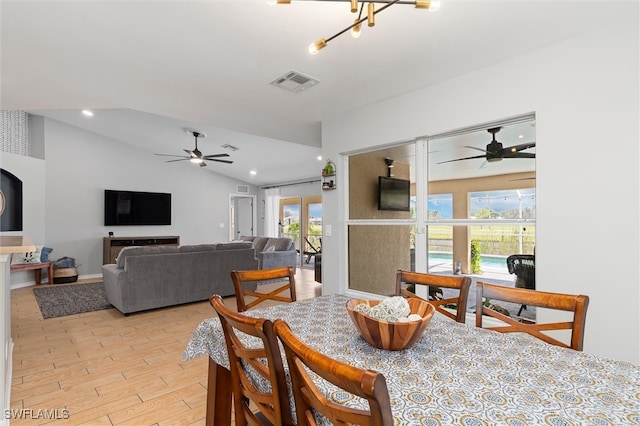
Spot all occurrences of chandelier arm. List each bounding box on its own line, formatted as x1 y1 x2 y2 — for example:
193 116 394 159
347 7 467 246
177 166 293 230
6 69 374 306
294 0 416 4
325 0 401 42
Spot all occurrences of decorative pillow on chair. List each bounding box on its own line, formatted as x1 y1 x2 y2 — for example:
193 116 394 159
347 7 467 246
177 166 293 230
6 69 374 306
264 245 276 252
11 245 44 265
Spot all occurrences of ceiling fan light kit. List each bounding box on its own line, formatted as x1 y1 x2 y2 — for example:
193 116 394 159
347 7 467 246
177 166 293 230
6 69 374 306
155 129 234 168
277 0 440 54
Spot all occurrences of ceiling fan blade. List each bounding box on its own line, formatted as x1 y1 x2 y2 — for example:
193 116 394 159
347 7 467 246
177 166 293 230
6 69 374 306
199 161 207 167
183 149 194 156
209 159 234 164
155 153 188 158
464 145 491 154
504 152 535 159
437 154 487 164
202 153 230 159
165 158 190 163
502 141 536 154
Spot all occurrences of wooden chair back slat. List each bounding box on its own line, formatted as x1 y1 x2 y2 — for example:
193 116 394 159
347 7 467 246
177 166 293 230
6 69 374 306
395 269 472 323
475 282 589 351
231 266 297 312
273 319 394 426
209 295 293 426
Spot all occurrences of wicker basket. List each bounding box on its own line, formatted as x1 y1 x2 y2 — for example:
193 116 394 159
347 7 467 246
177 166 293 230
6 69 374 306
53 267 78 284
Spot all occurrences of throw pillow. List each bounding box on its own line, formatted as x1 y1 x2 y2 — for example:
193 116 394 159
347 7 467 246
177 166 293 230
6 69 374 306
252 237 269 253
11 245 44 265
40 247 53 262
264 245 276 252
264 238 292 252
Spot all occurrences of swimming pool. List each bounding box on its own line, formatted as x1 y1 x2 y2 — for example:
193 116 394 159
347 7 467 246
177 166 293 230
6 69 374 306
429 252 507 269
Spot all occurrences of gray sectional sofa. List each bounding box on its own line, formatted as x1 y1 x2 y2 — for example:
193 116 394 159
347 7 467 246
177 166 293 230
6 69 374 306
102 242 259 315
238 235 298 272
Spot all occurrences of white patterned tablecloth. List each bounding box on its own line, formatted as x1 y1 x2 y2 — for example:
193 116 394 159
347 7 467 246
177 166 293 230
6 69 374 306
183 294 640 425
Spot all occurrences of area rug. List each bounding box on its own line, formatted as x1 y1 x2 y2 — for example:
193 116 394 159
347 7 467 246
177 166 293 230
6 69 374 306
33 282 113 319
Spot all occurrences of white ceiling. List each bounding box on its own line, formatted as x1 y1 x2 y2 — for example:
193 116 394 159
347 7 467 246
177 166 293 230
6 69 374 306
1 0 624 185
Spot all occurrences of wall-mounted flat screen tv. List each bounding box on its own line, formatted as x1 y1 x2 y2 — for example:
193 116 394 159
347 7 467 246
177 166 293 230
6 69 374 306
104 190 171 226
378 176 410 211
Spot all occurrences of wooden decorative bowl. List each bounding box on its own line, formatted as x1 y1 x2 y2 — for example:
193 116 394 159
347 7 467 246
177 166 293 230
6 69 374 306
346 298 436 351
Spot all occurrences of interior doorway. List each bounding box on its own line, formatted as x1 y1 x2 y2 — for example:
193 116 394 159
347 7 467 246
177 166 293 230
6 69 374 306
229 194 257 241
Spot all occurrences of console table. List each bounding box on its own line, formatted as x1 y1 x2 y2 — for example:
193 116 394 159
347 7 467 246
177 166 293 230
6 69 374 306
102 235 180 264
10 261 53 285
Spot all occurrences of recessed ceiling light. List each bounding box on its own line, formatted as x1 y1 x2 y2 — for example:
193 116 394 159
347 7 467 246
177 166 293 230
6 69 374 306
250 170 257 175
317 156 322 161
82 110 94 117
518 134 524 139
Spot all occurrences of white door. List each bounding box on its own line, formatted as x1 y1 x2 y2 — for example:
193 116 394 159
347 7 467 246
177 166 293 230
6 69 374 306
230 195 256 240
236 197 253 238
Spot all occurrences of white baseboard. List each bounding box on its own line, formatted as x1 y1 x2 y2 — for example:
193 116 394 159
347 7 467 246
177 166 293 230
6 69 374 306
9 273 103 290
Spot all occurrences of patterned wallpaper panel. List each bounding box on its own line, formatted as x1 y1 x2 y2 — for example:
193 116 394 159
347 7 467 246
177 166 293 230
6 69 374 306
0 110 31 156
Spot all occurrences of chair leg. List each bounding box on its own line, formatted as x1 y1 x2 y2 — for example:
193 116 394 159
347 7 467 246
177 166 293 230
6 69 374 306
517 304 527 316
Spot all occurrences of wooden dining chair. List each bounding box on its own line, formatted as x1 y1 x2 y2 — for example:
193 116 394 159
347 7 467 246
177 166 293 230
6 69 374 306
231 266 297 312
273 319 394 426
475 282 589 351
395 269 472 323
209 295 293 426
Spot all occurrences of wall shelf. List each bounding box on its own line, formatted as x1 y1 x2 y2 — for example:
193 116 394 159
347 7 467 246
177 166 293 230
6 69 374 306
322 160 337 190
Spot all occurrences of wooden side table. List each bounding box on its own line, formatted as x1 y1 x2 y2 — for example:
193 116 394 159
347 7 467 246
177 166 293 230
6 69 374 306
10 261 54 285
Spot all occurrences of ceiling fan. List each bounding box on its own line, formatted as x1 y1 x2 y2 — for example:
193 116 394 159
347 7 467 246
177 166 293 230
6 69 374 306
155 129 233 167
438 127 535 166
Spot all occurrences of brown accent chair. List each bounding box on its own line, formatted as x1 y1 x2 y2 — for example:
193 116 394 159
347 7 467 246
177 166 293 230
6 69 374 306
273 319 393 426
209 295 293 426
395 269 472 323
475 282 589 351
231 266 297 312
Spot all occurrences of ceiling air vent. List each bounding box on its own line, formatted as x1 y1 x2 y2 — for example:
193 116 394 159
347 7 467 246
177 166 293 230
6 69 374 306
236 185 249 194
270 70 319 93
221 144 239 151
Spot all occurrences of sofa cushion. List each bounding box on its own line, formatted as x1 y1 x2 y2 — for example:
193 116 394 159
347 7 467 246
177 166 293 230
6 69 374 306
264 237 293 252
252 237 269 253
116 245 179 268
215 242 254 251
178 244 219 253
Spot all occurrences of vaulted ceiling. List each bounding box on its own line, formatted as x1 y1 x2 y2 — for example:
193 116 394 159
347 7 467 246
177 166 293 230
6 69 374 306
1 1 623 185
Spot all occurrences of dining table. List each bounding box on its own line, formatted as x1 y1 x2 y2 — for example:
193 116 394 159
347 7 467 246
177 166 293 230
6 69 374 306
183 294 640 425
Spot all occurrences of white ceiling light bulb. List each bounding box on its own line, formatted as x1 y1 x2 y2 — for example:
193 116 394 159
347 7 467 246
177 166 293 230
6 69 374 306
429 0 441 11
190 158 203 164
250 170 257 175
82 110 94 117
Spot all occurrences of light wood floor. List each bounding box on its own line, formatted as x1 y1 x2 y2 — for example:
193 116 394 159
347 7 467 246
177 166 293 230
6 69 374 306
10 267 321 425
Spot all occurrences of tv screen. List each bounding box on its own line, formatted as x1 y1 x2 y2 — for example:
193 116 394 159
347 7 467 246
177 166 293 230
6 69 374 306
378 176 410 211
104 190 171 226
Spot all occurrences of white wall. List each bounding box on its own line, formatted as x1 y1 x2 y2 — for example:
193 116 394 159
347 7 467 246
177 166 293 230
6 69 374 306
2 117 258 284
321 16 639 363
